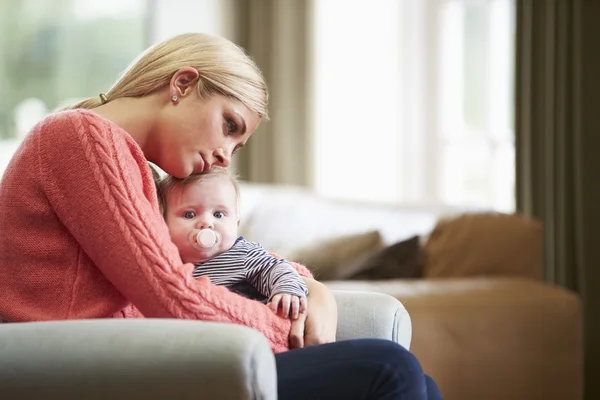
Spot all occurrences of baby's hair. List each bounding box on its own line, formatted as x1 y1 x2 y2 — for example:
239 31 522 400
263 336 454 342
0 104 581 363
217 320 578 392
156 167 240 218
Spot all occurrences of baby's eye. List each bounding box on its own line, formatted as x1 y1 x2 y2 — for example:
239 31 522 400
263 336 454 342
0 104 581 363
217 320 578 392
213 211 225 219
183 211 196 219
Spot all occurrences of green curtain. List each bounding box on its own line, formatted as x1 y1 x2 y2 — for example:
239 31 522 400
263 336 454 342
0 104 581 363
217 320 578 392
515 1 600 398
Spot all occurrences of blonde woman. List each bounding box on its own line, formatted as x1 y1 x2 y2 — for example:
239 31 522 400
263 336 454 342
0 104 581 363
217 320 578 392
0 33 442 399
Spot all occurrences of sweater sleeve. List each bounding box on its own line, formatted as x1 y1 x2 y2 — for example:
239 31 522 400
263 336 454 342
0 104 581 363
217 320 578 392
38 111 291 353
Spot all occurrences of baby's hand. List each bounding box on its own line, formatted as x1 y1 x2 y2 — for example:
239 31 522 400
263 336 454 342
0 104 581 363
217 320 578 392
268 293 307 320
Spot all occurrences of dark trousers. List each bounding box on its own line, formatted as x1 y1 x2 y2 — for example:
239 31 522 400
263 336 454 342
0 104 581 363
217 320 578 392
275 338 442 400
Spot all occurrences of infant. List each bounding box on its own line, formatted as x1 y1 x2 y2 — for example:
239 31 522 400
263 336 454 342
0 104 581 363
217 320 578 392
156 167 308 319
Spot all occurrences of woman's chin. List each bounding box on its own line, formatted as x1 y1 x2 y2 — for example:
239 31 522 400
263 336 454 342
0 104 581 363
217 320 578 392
163 163 193 179
172 169 191 179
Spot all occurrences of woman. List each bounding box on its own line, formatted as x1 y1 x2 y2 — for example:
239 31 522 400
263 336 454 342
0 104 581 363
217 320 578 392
0 33 442 399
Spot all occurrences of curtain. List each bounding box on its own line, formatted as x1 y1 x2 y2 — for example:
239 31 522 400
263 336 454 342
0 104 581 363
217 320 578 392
232 0 313 186
515 0 600 398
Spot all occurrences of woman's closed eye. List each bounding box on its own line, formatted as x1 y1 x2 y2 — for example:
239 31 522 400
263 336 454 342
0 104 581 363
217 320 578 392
226 119 238 134
183 211 196 219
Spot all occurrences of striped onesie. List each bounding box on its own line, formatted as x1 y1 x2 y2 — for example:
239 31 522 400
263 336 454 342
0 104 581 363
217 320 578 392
192 237 308 302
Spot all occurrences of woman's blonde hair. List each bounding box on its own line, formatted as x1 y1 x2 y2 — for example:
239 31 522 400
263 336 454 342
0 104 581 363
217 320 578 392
64 33 268 119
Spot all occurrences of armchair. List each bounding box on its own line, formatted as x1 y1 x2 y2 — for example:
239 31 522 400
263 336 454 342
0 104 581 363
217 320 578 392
0 290 410 399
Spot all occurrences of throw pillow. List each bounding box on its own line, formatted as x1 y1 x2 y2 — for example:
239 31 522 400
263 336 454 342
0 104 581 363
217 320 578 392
424 212 543 279
344 235 424 280
288 230 384 280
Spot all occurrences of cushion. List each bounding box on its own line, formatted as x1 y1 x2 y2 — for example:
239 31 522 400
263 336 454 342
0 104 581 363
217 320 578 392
423 212 543 279
343 236 424 280
288 231 384 280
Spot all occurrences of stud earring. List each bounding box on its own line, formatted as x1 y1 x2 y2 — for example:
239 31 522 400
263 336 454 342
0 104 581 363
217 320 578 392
171 95 179 103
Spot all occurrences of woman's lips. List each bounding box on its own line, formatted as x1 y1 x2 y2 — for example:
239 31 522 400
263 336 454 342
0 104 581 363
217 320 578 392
200 155 211 172
194 155 208 174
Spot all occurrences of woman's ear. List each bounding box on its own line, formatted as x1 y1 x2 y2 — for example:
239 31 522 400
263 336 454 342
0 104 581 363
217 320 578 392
170 67 199 99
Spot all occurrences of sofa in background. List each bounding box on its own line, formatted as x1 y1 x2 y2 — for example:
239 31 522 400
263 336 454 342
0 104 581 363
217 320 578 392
238 182 584 400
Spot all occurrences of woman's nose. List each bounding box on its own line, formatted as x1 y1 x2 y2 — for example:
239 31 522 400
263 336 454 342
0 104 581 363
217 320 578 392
213 148 231 168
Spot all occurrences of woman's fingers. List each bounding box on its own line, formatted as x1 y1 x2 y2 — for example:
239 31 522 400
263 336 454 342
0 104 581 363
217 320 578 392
289 310 307 349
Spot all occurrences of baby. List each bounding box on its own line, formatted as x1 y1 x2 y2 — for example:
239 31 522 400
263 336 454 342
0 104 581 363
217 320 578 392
156 167 308 319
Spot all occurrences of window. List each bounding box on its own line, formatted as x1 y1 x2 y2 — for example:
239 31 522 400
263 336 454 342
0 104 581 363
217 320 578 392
312 0 515 211
0 0 244 177
0 0 148 174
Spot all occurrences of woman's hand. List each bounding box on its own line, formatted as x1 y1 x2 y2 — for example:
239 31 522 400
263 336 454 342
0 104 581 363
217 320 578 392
289 310 307 349
289 278 337 349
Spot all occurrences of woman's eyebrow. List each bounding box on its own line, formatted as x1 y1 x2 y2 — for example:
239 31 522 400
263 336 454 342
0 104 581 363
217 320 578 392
234 112 247 135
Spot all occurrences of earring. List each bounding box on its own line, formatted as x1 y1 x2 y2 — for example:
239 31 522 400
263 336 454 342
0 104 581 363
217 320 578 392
171 95 179 103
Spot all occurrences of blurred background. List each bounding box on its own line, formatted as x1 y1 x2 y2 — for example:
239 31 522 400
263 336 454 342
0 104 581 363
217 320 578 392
0 0 515 212
2 1 600 399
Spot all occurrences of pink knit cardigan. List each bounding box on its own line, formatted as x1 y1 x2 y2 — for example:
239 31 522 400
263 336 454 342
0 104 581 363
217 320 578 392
0 109 312 353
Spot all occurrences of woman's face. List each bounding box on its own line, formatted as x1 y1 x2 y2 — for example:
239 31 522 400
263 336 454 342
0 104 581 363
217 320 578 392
150 91 261 179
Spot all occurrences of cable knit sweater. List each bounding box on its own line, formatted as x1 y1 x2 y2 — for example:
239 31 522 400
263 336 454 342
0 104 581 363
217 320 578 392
0 109 311 353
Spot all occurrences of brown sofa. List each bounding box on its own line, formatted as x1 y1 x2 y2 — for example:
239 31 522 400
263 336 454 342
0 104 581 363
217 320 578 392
239 182 584 400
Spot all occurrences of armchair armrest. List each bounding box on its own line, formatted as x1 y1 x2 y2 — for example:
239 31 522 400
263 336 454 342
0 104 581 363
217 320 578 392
332 289 412 349
0 319 277 400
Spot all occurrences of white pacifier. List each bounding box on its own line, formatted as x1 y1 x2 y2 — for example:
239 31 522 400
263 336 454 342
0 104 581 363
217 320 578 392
190 229 221 249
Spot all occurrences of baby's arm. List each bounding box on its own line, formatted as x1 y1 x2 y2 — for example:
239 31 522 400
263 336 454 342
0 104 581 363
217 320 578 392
244 243 309 318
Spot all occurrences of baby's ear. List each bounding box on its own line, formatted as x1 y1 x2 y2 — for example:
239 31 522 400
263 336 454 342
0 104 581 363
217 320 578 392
237 219 241 228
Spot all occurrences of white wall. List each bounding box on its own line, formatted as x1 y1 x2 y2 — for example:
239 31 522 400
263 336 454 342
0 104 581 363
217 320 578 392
151 0 239 42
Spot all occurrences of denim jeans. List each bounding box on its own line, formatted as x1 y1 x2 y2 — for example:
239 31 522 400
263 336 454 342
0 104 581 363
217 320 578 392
275 338 442 399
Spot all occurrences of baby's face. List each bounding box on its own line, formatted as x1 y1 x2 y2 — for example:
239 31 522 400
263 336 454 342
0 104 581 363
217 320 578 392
164 175 239 263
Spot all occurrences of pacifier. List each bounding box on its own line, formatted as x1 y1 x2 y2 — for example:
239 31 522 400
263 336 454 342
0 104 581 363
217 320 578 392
189 229 221 250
